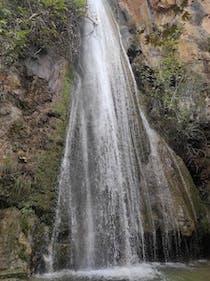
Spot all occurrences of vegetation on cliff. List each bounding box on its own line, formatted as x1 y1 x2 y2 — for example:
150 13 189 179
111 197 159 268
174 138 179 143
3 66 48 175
0 0 86 65
132 22 209 202
0 0 86 218
0 1 86 276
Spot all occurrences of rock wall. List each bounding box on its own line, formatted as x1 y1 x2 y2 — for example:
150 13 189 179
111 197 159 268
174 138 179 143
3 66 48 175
118 0 210 251
119 0 210 82
0 53 71 278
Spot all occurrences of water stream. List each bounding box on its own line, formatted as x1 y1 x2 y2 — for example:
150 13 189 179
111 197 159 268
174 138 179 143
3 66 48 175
44 0 201 274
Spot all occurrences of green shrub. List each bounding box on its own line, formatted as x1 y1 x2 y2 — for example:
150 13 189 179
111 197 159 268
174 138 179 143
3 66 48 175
0 0 86 65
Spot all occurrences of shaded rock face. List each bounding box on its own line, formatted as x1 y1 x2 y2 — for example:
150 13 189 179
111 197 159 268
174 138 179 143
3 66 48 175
25 51 65 94
139 114 204 259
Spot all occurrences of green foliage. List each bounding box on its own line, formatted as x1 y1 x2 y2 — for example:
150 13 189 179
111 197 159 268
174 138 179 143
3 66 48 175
8 120 29 141
139 22 208 197
170 0 190 16
145 23 182 47
20 205 34 235
72 0 86 12
145 24 184 111
0 156 33 207
0 0 86 65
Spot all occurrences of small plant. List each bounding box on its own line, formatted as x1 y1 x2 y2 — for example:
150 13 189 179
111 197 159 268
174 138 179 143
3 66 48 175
145 24 182 47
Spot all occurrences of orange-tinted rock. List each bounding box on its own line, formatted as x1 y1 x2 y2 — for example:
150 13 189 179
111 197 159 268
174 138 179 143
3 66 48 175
120 0 210 77
119 0 152 28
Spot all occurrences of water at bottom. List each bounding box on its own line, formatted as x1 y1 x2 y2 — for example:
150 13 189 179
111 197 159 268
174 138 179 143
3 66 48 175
33 261 210 281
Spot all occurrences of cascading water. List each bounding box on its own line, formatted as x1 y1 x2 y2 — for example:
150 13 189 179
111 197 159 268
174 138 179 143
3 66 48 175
45 0 199 273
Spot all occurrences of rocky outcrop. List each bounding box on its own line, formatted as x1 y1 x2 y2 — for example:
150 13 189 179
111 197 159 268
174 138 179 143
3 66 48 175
0 53 71 277
118 0 210 250
120 0 210 82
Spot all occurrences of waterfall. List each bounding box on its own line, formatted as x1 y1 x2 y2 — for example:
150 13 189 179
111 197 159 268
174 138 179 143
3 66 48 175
46 0 199 272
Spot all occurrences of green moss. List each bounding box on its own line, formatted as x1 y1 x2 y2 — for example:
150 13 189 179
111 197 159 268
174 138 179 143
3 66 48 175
0 67 72 226
8 120 28 141
18 244 28 263
72 0 87 12
30 67 72 223
53 68 72 128
20 206 34 235
0 273 28 280
34 67 71 188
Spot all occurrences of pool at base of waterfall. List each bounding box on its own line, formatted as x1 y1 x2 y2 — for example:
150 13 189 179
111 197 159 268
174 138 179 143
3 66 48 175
33 261 210 281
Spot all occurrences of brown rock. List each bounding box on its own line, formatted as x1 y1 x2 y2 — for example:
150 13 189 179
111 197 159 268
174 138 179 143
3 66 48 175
152 0 176 10
119 0 153 28
202 15 210 34
0 105 11 117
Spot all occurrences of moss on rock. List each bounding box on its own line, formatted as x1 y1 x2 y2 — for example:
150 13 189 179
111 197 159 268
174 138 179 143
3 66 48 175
0 59 72 277
0 208 31 278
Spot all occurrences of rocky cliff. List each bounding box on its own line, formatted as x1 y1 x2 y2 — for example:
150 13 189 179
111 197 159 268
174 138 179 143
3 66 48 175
0 1 84 278
0 53 72 279
119 0 210 234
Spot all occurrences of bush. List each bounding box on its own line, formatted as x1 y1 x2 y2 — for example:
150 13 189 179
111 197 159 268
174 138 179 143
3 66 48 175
0 0 86 65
